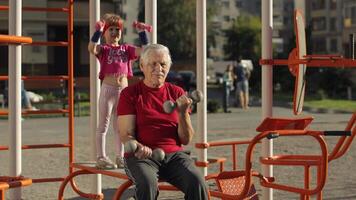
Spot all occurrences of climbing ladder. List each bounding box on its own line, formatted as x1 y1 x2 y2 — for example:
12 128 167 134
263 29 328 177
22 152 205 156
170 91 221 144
0 0 74 197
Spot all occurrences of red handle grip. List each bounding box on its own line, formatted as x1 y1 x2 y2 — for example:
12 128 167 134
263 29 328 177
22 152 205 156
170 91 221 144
132 21 152 32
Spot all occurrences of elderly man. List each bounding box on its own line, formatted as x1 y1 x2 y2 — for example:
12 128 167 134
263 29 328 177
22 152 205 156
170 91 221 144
117 44 208 200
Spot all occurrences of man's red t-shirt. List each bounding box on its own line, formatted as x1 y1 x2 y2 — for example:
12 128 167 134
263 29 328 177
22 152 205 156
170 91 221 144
117 81 185 153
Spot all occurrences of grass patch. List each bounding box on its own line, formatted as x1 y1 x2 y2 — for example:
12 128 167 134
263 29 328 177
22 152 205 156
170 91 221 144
304 99 356 112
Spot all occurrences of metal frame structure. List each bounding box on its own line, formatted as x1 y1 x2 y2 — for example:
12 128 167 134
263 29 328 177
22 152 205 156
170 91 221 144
1 0 355 200
0 1 74 199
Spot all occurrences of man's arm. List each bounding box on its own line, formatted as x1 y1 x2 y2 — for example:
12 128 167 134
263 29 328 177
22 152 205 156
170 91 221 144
176 95 195 145
118 115 136 143
118 114 152 158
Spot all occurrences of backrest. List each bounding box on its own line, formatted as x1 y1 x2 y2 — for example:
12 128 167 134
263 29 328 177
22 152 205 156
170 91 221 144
256 117 313 132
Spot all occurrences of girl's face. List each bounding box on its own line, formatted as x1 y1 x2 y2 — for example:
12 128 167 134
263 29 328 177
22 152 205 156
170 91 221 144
104 25 121 45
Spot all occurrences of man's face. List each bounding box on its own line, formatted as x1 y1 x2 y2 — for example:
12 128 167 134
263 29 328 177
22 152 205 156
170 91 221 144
140 50 171 88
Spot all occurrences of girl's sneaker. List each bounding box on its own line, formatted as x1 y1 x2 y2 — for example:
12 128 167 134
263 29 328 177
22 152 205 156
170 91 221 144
116 156 124 168
96 156 117 169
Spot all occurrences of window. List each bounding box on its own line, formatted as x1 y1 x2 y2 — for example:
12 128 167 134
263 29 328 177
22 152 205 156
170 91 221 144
313 38 326 52
352 6 356 25
235 0 242 7
224 15 230 22
330 38 337 52
312 17 326 31
345 6 356 25
330 0 337 9
121 13 127 20
222 1 230 8
283 16 290 26
312 0 325 10
283 2 293 12
329 17 336 31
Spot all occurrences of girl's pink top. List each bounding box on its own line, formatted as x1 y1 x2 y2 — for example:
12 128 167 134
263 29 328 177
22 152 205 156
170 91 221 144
96 44 137 80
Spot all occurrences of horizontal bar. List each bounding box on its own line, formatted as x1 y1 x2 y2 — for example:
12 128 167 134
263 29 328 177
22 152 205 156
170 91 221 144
31 41 68 46
0 34 32 45
260 58 356 67
323 131 351 136
0 144 71 151
0 6 68 12
304 59 356 67
32 177 65 183
0 75 69 81
23 7 69 12
0 109 69 116
0 145 7 151
22 144 71 149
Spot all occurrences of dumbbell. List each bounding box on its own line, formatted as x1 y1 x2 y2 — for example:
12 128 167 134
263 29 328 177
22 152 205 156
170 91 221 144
124 140 165 161
132 21 152 32
163 90 203 114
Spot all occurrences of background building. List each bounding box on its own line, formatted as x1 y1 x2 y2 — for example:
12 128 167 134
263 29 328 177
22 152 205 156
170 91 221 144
0 0 139 78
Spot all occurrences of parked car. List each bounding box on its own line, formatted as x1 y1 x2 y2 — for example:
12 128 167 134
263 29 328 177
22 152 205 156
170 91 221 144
133 69 185 89
166 71 184 88
215 72 224 85
178 70 196 91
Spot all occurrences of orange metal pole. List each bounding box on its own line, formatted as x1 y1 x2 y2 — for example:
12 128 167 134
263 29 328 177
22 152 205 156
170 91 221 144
232 145 237 170
0 34 32 44
0 6 68 12
31 41 68 46
0 75 69 81
67 0 75 175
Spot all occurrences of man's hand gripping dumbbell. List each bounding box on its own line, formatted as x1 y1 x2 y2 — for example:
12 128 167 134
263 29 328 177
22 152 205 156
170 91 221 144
124 140 165 161
163 90 203 113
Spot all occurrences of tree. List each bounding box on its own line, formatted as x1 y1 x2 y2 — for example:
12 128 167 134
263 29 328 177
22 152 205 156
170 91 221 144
223 15 261 62
224 15 261 92
138 0 219 61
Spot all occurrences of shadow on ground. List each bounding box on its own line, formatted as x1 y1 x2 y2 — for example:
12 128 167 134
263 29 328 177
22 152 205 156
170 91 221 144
67 188 135 200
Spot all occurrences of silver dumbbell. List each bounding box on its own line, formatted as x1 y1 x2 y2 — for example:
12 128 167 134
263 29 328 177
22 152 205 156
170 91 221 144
124 140 165 162
163 90 203 113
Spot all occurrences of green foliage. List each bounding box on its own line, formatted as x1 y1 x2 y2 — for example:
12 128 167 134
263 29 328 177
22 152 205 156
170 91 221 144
207 99 220 113
138 0 219 60
40 92 56 101
157 0 196 60
223 15 261 62
223 14 262 92
304 99 356 112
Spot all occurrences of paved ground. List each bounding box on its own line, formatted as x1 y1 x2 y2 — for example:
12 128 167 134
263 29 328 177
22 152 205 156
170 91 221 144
0 106 355 199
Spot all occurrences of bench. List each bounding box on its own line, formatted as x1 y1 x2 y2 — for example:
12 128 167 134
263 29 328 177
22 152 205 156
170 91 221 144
58 162 179 200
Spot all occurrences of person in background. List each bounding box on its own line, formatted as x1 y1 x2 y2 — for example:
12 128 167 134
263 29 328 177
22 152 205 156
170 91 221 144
88 13 148 169
234 57 250 109
21 80 37 110
118 44 208 200
222 64 234 113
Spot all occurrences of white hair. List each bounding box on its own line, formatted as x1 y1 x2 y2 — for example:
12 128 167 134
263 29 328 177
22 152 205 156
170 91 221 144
140 44 172 66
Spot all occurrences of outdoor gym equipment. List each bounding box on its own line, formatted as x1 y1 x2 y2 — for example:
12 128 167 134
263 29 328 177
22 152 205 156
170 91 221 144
197 116 353 200
0 34 33 200
124 140 165 161
0 2 76 200
260 9 356 115
163 90 203 113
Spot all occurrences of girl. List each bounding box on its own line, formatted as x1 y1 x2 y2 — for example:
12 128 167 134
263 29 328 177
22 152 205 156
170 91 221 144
88 13 148 169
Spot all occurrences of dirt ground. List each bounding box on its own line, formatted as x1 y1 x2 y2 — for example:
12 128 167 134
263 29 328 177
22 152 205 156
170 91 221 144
0 107 355 199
